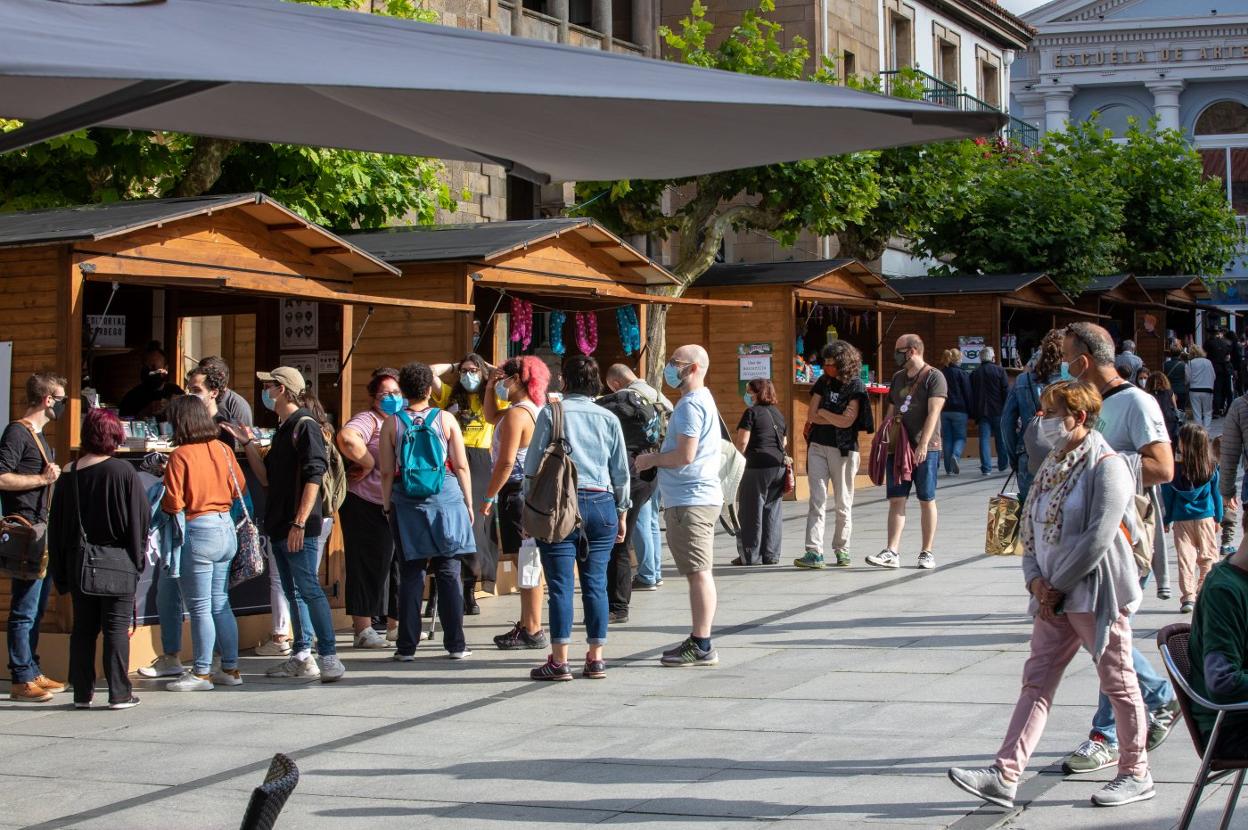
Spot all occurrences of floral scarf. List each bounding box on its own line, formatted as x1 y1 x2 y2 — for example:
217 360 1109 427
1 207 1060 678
1020 431 1097 552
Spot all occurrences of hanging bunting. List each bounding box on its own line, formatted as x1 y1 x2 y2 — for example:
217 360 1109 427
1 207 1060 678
549 310 567 356
615 306 641 355
510 297 533 350
574 311 598 355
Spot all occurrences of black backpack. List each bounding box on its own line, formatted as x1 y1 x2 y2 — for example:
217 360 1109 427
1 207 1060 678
597 389 660 455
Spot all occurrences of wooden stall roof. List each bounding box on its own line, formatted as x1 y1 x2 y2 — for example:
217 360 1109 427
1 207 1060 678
1077 274 1160 307
348 218 676 287
1135 275 1212 305
697 259 901 300
887 272 1072 304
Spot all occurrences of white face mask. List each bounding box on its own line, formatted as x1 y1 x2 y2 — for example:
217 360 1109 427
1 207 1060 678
1038 416 1073 447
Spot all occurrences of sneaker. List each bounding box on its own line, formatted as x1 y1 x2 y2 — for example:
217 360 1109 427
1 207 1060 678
265 654 320 679
32 674 66 694
210 668 243 687
947 766 1017 809
661 637 719 667
1157 587 1172 600
494 623 549 650
137 654 186 678
793 551 826 570
917 550 936 570
1222 544 1237 558
354 628 389 649
254 638 292 657
1180 600 1195 614
866 549 900 569
1147 699 1181 751
834 550 851 567
108 696 141 710
73 700 92 710
530 656 573 681
385 627 399 642
448 650 472 660
166 671 214 692
392 652 416 662
9 681 53 703
631 578 658 592
1063 736 1119 774
583 655 606 680
609 611 629 624
1090 773 1156 807
319 655 346 683
464 594 481 616
951 457 960 475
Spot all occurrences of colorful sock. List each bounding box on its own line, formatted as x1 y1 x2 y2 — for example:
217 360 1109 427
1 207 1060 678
693 636 712 652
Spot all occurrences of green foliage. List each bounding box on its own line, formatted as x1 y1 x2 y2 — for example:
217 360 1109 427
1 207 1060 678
0 0 452 231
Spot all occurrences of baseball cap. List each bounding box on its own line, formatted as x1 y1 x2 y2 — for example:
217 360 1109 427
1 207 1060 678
256 366 307 394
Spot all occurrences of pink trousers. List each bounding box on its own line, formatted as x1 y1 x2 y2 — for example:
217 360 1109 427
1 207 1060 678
994 611 1148 780
1173 518 1218 603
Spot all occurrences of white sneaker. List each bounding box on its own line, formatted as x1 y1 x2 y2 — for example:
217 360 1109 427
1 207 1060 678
449 650 472 660
866 549 900 569
166 670 214 692
917 550 936 570
254 638 292 657
210 668 243 687
319 655 346 683
385 627 398 642
265 655 320 679
137 654 185 678
354 628 389 649
1091 773 1156 807
392 652 416 662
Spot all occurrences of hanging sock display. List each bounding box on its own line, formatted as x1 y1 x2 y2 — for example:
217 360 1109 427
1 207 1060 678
616 306 641 355
574 311 598 355
549 310 567 356
510 297 533 350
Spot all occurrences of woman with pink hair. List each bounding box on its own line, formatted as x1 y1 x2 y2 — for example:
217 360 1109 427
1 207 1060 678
483 356 550 651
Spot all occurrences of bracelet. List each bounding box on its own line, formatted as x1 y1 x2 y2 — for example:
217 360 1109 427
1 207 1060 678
292 521 305 529
483 495 497 504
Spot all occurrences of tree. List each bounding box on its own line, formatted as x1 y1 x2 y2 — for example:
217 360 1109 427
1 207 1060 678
0 0 454 231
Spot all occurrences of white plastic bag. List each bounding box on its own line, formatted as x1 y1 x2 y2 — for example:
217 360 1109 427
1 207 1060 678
518 537 543 589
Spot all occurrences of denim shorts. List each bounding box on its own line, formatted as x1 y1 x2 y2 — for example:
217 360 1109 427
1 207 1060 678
885 451 940 502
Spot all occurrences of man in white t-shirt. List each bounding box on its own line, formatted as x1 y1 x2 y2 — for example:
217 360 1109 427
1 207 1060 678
1059 323 1180 776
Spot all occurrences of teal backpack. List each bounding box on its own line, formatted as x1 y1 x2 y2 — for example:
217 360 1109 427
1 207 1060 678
397 408 446 498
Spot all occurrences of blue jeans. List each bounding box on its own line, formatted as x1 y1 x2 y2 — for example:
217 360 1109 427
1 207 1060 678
633 490 663 585
978 416 1008 474
885 451 940 502
179 512 239 674
538 491 618 646
7 575 51 683
155 566 184 656
940 411 969 473
271 532 338 657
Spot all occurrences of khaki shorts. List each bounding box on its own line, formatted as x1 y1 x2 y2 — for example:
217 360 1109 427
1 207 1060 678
664 505 720 575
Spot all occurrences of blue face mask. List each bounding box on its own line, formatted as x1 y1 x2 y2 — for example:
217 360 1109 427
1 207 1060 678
460 372 481 393
494 380 510 401
743 393 755 407
261 388 277 411
663 363 683 390
379 393 404 416
1059 361 1073 382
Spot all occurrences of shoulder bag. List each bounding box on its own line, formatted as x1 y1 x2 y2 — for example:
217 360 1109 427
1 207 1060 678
0 421 52 580
223 442 268 588
759 406 794 496
74 464 139 597
984 471 1022 555
522 401 581 544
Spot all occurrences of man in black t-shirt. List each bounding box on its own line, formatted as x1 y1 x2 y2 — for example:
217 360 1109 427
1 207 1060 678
798 341 869 570
118 343 183 421
0 372 67 702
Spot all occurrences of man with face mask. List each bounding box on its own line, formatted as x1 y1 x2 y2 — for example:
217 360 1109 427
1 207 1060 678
0 372 67 702
118 341 183 420
866 334 947 571
1058 322 1182 777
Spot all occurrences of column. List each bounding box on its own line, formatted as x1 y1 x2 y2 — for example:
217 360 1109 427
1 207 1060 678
592 0 613 49
550 0 569 43
631 0 654 55
1146 79 1186 132
1042 84 1074 133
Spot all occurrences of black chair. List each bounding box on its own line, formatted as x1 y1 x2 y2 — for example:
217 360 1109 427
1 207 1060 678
239 753 299 830
1157 623 1248 830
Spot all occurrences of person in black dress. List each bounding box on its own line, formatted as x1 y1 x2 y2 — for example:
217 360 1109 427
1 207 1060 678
733 379 787 566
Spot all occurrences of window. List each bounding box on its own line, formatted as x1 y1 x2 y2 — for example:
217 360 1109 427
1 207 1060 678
843 50 856 81
932 23 960 87
976 46 1002 109
1196 100 1248 136
1195 102 1248 234
883 1 914 70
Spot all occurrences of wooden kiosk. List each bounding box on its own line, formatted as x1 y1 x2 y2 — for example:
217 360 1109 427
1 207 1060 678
1135 276 1209 367
0 193 470 677
664 259 951 493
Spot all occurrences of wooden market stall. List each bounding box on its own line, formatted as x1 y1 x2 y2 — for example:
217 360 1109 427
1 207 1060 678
1135 275 1211 367
0 193 470 677
1057 274 1156 348
663 259 952 493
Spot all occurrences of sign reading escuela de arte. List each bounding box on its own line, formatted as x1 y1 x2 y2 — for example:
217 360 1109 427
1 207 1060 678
1054 44 1248 68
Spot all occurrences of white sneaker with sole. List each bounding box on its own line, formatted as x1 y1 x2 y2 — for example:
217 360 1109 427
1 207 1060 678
917 550 936 569
166 670 214 692
866 549 900 569
385 627 399 642
265 655 320 679
449 650 472 660
255 638 292 657
1091 773 1156 807
319 655 346 683
354 628 389 649
137 654 185 678
210 668 243 687
947 766 1017 809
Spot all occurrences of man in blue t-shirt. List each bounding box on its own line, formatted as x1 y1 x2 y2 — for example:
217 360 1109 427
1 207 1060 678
636 344 723 667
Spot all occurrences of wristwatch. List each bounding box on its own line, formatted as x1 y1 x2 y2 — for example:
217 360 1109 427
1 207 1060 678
292 520 305 529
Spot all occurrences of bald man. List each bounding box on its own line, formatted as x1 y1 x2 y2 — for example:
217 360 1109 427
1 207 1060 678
636 345 721 666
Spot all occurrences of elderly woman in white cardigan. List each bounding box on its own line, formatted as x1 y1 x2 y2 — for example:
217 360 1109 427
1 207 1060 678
948 381 1155 810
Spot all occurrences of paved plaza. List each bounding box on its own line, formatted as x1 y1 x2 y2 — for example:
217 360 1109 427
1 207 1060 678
0 472 1240 829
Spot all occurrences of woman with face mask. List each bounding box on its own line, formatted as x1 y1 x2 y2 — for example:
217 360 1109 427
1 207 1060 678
732 379 787 566
950 380 1155 811
336 367 404 649
429 353 503 614
1001 329 1065 505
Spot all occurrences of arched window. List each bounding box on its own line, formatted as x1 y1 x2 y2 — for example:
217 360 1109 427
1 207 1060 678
1196 100 1248 136
1092 103 1136 136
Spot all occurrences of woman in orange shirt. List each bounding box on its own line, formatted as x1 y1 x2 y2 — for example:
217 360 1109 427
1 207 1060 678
161 395 246 692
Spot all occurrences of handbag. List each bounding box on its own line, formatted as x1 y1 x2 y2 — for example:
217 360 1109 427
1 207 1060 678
223 443 267 588
73 466 138 597
517 537 542 589
985 471 1022 556
758 406 795 496
1121 492 1157 578
0 420 52 580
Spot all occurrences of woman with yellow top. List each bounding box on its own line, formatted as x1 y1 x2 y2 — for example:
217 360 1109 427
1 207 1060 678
430 353 508 612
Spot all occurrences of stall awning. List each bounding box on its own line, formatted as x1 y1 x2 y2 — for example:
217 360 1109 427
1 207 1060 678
795 286 954 315
700 259 902 301
887 272 1074 306
1007 298 1108 319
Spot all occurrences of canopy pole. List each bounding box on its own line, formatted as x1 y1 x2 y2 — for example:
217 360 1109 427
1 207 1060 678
475 290 507 352
0 80 223 155
82 280 121 388
334 305 374 389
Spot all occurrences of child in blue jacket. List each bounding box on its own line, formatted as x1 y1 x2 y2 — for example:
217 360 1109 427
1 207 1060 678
1163 423 1224 614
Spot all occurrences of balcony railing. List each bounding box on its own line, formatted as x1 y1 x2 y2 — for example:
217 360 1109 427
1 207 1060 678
880 68 1039 149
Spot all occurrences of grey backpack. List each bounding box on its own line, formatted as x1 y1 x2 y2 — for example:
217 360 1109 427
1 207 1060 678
522 401 581 543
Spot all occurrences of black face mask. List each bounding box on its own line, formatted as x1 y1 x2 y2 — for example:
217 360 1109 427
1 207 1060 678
143 369 166 388
47 399 66 421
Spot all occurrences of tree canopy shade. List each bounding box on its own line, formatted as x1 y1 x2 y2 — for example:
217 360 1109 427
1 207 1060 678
0 0 1001 183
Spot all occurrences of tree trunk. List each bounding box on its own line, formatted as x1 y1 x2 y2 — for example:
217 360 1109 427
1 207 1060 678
173 137 238 197
644 302 669 389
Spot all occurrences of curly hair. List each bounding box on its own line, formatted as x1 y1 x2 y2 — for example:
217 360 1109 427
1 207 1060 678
560 355 603 397
399 362 435 402
501 355 550 404
1033 329 1065 383
820 340 861 381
